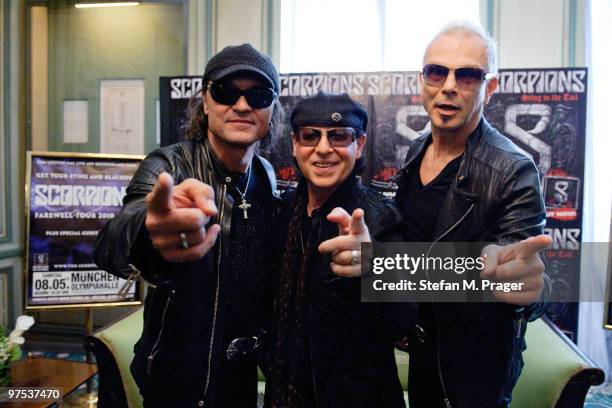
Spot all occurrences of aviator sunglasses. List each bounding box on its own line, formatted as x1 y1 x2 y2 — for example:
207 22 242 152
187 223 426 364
296 127 358 148
209 81 277 109
422 64 495 89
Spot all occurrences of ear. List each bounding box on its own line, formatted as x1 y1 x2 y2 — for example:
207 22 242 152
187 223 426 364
355 134 366 159
203 90 209 115
484 76 498 104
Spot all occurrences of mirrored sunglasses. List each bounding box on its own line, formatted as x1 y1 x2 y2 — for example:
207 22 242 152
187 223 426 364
209 81 277 109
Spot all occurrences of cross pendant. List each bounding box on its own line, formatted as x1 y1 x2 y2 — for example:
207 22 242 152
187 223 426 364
238 198 251 219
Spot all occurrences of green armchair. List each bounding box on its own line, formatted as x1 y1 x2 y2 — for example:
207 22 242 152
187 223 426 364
84 309 604 408
84 308 144 408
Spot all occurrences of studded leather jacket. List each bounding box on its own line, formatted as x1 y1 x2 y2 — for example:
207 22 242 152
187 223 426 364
394 118 549 408
94 138 280 408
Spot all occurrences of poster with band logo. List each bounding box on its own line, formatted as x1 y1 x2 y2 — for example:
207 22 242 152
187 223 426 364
264 72 425 193
159 76 203 147
159 68 588 340
25 152 144 309
484 68 588 341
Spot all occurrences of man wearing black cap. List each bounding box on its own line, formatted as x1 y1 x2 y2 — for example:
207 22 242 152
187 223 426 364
264 92 408 408
95 44 283 407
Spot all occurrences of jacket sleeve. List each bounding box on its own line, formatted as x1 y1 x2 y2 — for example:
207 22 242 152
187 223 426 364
94 149 180 286
493 158 551 321
493 158 546 242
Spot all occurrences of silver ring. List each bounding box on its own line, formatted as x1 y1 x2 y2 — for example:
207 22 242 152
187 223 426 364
179 232 189 249
350 249 360 266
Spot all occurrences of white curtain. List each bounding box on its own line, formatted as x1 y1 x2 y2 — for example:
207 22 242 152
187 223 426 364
578 0 612 382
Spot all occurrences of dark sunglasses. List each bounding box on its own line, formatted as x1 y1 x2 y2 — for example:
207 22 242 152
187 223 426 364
422 64 495 89
296 127 358 148
209 81 277 109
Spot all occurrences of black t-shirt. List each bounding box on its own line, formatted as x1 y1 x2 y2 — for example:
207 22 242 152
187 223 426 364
225 163 275 336
400 143 462 242
399 142 463 408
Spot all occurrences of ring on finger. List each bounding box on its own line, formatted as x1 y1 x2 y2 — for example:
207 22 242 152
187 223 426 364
350 249 360 266
179 232 189 249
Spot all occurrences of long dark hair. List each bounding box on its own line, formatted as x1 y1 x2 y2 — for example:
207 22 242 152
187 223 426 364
183 83 286 140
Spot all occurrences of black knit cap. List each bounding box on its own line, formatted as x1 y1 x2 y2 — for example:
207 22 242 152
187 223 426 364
203 43 280 93
290 91 368 133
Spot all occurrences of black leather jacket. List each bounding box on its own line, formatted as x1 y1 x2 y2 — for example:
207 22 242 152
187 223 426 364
94 138 280 408
394 119 548 408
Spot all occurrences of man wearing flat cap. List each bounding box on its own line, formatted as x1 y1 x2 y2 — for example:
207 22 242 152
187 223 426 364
264 91 410 408
95 44 284 407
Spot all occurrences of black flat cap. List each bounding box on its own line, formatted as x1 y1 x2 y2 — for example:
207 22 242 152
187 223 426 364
203 43 280 93
290 91 368 132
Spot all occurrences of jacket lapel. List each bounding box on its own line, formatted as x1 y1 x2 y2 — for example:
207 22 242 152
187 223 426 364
431 120 486 241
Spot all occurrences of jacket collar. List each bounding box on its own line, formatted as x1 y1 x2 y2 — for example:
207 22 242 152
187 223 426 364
203 137 247 182
201 136 279 198
401 118 487 186
299 174 360 218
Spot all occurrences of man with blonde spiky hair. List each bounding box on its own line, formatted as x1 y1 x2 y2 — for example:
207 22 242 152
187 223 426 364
391 21 552 407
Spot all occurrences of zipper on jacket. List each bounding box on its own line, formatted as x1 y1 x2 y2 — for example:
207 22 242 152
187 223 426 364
305 223 319 407
515 313 525 339
146 289 175 375
118 263 142 297
425 203 475 408
311 360 319 406
203 183 227 399
309 312 319 406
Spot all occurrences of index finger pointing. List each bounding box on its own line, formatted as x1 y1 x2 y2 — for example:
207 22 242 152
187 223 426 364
147 172 175 214
513 234 553 261
327 207 352 236
350 208 367 236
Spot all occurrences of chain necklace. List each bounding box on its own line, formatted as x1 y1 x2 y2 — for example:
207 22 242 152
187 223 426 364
235 165 252 219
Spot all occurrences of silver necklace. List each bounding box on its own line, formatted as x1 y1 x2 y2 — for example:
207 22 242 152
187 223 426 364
235 165 252 219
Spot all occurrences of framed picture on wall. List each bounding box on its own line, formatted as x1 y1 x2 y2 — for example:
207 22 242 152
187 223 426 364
24 151 144 310
100 79 145 155
63 100 89 144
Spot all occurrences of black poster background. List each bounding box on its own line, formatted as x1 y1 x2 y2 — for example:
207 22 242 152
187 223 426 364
160 68 588 340
160 76 203 147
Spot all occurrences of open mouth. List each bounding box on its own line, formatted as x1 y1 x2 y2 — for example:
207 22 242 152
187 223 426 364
313 161 338 169
436 103 460 112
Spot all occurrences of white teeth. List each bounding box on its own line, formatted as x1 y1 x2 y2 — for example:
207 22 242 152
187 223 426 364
314 162 336 168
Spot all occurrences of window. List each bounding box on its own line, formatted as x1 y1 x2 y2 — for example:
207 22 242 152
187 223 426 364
280 0 481 73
